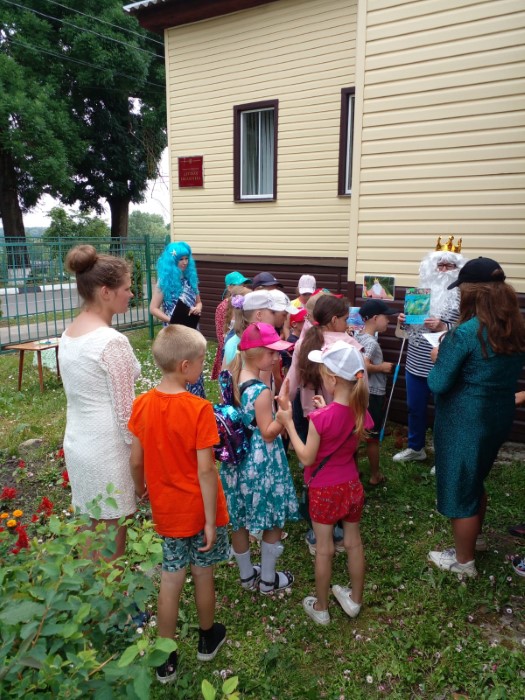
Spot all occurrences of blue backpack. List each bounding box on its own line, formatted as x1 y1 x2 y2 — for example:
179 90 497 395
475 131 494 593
213 371 264 466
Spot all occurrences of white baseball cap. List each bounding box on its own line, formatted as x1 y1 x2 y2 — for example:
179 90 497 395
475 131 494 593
243 290 298 314
298 274 316 295
269 290 299 314
308 341 365 381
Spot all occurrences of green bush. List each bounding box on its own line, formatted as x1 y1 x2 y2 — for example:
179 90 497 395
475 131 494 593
0 490 174 699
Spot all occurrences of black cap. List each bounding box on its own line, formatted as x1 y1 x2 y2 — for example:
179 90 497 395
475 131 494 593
252 271 283 288
447 257 505 289
359 299 398 320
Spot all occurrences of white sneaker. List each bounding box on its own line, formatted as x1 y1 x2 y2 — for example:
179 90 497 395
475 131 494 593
393 447 427 463
430 465 436 475
303 596 330 625
331 585 361 618
427 548 477 578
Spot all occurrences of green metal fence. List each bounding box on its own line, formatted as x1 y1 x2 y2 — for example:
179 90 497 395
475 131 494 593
0 235 168 349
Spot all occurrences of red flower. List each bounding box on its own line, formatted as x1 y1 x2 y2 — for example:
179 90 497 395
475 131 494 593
0 487 17 501
18 460 26 469
61 469 70 489
31 514 39 523
37 497 54 517
12 524 29 553
56 448 65 459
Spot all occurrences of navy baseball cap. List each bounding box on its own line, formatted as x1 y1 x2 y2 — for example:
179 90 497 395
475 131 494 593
447 257 505 289
359 299 397 320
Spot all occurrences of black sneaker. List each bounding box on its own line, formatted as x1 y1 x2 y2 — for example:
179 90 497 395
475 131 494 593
156 650 178 684
197 622 226 661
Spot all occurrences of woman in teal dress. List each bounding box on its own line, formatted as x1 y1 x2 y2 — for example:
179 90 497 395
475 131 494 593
427 258 525 578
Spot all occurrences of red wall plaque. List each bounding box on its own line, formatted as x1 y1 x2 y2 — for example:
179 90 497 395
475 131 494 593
178 156 204 187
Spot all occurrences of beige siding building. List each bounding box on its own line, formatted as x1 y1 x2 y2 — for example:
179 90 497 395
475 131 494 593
351 0 525 291
127 0 524 438
164 0 357 259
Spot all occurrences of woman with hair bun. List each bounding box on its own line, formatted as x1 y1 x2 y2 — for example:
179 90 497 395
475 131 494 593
59 244 140 559
149 241 205 397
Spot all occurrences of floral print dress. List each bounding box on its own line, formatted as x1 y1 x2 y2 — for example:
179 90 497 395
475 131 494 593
220 381 300 532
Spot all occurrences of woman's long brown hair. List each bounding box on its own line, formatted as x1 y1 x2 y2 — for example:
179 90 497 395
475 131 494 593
458 281 525 356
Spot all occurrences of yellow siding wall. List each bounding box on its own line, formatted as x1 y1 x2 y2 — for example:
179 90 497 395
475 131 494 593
165 0 356 257
353 0 525 290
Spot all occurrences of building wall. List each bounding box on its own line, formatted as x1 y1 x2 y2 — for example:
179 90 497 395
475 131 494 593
351 0 525 291
165 0 357 258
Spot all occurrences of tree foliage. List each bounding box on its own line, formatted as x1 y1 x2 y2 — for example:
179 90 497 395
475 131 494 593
128 210 168 239
0 0 166 241
43 206 110 240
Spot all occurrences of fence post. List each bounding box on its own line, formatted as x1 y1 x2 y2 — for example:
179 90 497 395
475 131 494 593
145 235 154 340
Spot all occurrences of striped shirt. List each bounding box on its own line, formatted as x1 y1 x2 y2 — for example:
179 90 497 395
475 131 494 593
405 308 459 378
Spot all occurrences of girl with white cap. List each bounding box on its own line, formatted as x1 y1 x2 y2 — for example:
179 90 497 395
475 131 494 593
277 342 372 624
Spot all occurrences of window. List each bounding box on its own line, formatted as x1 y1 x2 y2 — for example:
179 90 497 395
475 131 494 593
338 87 355 195
234 100 278 201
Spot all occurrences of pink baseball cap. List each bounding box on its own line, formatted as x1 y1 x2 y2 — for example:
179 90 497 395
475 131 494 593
239 323 293 352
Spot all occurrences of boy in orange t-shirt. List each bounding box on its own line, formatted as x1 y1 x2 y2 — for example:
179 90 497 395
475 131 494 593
129 325 229 685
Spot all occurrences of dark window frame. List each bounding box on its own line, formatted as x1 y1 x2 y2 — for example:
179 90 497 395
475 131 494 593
233 99 278 202
338 87 355 196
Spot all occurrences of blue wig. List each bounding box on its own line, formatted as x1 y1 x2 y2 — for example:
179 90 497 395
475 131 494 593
156 241 199 303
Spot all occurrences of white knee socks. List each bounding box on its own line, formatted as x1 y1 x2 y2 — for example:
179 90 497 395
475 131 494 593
260 540 284 592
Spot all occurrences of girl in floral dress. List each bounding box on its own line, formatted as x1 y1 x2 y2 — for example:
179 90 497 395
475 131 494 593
221 323 300 594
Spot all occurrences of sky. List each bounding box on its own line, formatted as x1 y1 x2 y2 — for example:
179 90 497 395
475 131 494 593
23 149 171 228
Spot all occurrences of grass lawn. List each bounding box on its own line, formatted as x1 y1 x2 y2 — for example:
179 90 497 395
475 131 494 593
1 328 524 699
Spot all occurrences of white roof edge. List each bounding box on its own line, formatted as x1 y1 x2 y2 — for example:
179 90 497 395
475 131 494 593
123 0 165 12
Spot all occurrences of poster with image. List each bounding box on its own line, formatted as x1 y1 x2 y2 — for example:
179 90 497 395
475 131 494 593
404 288 431 325
362 275 395 300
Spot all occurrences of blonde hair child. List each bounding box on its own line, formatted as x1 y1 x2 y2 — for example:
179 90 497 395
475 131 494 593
221 323 301 594
277 341 371 624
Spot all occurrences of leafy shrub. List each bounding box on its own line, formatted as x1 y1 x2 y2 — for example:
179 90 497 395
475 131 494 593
0 491 175 699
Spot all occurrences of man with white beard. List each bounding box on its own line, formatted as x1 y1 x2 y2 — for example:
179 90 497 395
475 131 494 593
393 238 467 465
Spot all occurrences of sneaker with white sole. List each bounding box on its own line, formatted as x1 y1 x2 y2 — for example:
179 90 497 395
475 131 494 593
427 548 477 578
393 447 427 463
156 650 178 684
331 585 361 618
512 556 525 577
305 529 345 555
197 622 226 661
475 534 488 552
430 465 436 475
303 596 330 625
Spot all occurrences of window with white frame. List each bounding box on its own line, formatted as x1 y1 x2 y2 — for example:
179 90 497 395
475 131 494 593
234 100 278 201
338 88 355 195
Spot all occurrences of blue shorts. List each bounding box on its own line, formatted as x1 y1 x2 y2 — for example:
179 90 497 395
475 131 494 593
161 526 230 572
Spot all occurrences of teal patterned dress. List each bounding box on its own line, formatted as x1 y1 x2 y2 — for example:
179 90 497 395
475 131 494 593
428 317 524 519
220 381 300 532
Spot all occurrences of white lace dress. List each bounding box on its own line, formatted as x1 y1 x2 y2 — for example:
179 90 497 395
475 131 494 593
59 326 141 519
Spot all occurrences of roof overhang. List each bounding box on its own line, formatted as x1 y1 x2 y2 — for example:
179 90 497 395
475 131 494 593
124 0 280 35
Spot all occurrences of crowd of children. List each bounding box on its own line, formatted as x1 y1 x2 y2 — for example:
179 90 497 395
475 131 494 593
127 269 408 684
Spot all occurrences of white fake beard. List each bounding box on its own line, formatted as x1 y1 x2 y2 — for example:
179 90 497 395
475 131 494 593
429 271 460 318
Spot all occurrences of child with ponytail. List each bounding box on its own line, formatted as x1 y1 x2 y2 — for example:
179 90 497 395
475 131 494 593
277 342 372 624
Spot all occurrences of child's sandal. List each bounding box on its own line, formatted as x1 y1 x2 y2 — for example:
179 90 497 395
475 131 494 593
259 570 294 595
240 565 261 590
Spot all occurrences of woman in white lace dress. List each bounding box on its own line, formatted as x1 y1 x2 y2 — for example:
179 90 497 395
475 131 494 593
59 245 140 559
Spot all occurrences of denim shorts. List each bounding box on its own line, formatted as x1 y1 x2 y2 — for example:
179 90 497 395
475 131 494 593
161 526 230 572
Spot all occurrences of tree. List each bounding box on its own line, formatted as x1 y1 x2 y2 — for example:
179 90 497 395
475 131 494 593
0 2 82 260
127 210 167 239
0 0 166 246
43 206 109 240
60 1 167 238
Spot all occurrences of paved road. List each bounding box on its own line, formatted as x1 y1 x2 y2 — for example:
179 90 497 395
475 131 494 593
1 287 81 318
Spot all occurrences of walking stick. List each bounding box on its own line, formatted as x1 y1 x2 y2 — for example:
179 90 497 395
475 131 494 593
379 330 407 442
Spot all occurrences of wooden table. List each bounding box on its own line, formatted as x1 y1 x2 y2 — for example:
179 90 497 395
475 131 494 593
4 339 61 393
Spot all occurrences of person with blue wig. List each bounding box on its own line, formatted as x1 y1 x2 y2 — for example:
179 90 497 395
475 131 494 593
150 241 205 397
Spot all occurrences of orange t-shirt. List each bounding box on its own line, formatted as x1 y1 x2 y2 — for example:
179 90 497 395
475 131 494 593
128 389 228 538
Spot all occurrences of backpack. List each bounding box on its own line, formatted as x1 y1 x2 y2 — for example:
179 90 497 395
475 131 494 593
213 370 264 466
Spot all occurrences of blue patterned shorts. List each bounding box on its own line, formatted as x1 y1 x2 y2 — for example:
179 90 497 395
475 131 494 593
161 526 230 572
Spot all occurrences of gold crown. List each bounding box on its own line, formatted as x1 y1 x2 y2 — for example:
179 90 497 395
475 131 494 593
435 235 462 253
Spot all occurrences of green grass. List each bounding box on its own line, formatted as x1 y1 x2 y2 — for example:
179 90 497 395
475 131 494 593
0 328 524 699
